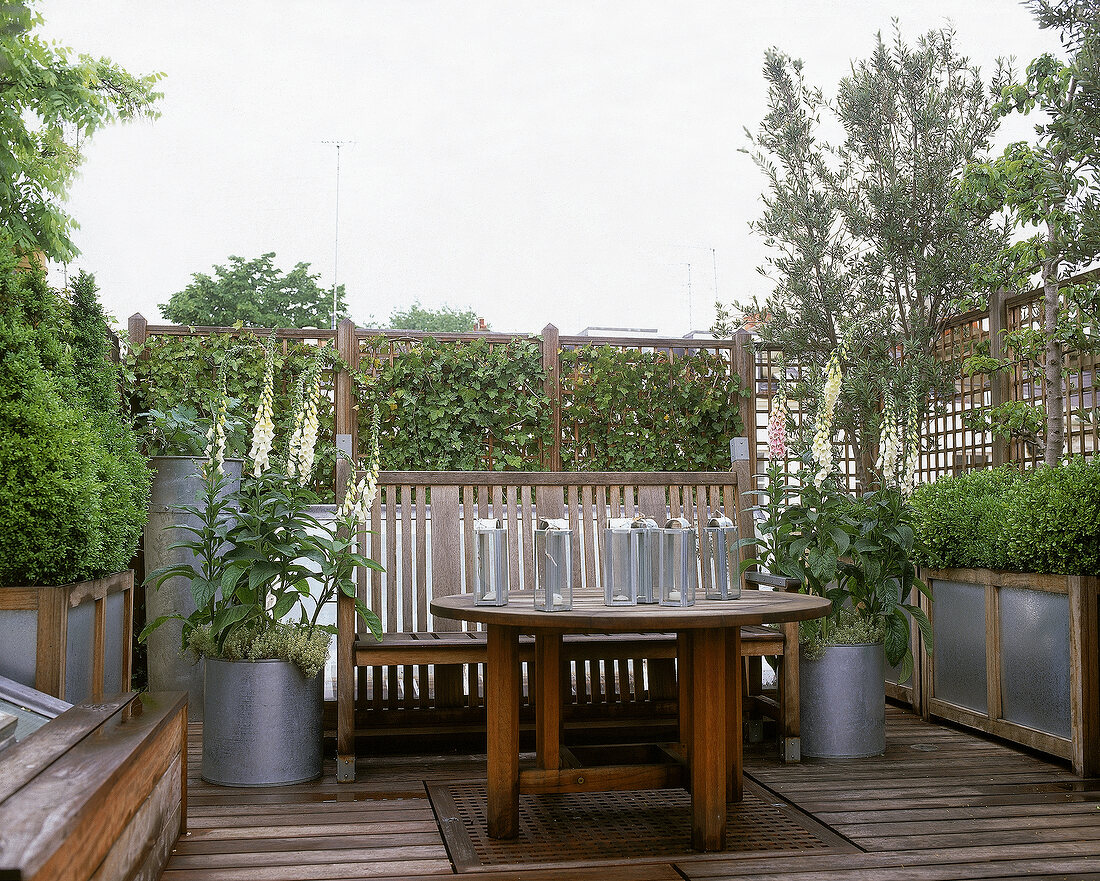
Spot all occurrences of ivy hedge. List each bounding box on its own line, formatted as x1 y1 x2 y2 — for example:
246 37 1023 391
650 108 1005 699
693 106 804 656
127 334 746 475
910 458 1100 575
0 265 150 586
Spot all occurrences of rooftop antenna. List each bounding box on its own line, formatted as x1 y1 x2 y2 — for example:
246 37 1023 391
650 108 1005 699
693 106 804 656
322 140 356 330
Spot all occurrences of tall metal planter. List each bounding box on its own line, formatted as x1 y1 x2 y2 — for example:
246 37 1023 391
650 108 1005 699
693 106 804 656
799 642 886 758
144 456 243 720
202 658 324 786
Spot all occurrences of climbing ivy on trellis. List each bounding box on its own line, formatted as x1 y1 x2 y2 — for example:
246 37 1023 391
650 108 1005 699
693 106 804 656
126 333 746 475
559 345 746 472
354 336 551 471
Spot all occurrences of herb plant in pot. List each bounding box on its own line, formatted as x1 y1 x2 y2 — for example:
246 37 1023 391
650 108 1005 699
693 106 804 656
754 352 932 758
143 342 382 786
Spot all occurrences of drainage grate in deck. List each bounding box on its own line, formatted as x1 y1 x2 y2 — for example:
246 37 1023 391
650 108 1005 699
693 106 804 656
427 777 855 872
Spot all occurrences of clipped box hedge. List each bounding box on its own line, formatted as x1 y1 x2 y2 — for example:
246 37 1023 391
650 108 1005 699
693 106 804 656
910 457 1100 576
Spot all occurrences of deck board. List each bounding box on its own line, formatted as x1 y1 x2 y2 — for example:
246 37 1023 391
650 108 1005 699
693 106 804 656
162 706 1100 880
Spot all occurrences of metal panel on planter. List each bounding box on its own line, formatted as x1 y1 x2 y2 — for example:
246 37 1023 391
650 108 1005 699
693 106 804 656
999 586 1071 739
64 601 94 704
932 579 988 714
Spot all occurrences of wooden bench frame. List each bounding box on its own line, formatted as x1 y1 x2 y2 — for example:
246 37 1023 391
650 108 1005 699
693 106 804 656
0 690 187 881
335 469 801 781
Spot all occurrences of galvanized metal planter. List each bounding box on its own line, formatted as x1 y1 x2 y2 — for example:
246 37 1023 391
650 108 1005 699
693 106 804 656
202 657 324 786
799 642 886 758
144 456 242 720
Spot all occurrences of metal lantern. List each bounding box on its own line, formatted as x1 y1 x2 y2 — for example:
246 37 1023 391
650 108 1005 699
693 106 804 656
602 516 659 606
474 518 509 606
534 518 573 611
659 517 697 607
702 513 742 600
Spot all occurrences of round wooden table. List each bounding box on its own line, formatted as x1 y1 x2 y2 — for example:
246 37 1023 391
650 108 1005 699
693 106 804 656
431 591 830 851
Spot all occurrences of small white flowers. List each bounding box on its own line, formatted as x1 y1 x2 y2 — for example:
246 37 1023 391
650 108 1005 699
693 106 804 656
204 383 229 474
900 419 921 497
249 337 277 476
876 393 900 483
286 353 324 484
811 349 844 486
338 407 381 524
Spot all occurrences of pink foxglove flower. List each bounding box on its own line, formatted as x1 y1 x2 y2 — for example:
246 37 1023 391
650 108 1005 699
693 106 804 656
768 394 788 459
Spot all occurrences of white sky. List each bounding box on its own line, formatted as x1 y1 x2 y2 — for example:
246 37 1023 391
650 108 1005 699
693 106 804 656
41 1 1063 335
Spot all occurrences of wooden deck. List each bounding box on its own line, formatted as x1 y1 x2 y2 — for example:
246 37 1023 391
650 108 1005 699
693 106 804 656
164 706 1100 880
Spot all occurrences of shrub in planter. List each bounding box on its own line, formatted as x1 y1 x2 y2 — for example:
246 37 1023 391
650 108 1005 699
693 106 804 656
0 262 150 585
910 458 1100 574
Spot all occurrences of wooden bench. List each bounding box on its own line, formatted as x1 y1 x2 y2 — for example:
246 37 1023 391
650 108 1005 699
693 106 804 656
335 470 801 781
0 691 187 881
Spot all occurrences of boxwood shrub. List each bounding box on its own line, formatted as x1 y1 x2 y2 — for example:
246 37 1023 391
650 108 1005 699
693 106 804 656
910 458 1100 575
0 262 150 586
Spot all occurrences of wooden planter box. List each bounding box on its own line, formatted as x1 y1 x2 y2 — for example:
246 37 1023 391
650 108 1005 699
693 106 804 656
921 567 1100 776
0 571 135 703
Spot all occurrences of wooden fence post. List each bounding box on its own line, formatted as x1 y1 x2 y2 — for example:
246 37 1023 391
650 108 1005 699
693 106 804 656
542 323 562 472
334 317 358 782
732 331 758 480
128 313 147 352
988 288 1011 467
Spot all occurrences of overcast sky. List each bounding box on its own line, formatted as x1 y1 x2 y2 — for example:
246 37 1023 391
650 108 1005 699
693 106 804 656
42 1 1062 336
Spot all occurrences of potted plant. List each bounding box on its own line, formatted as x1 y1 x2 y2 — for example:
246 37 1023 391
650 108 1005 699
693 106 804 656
143 340 382 786
138 402 245 718
0 264 150 701
749 351 932 757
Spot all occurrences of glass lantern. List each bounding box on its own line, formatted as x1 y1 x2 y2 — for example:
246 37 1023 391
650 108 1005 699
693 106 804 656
659 517 697 607
602 516 659 606
534 518 573 611
702 513 741 600
474 518 509 606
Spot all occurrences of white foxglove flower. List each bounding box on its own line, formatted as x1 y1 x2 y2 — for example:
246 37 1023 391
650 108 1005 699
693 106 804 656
876 394 900 486
811 349 843 486
249 340 277 476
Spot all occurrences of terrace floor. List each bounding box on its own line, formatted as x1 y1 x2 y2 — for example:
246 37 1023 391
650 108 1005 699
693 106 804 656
165 707 1100 881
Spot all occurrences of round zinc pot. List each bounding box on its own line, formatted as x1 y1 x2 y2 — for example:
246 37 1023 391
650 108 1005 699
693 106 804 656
798 641 886 758
145 456 243 720
202 657 324 786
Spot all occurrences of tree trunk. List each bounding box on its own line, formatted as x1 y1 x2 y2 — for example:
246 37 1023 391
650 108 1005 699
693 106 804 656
1042 232 1065 466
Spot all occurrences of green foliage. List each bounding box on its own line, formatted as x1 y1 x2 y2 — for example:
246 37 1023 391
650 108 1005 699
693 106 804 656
0 263 149 585
0 2 163 261
387 301 484 333
800 607 885 662
142 442 382 677
559 346 744 471
954 2 1100 463
968 401 1047 454
356 336 550 471
125 332 335 490
160 253 348 329
910 459 1100 574
755 457 932 674
737 30 1009 486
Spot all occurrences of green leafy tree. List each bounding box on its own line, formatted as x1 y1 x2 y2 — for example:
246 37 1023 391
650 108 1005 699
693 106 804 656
736 30 1009 487
0 1 163 261
387 301 484 333
160 253 349 329
955 0 1100 464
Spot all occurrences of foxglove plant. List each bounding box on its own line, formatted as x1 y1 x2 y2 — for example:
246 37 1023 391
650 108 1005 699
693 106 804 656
143 342 384 677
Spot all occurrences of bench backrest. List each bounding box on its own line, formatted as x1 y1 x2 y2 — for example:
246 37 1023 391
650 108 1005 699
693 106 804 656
353 470 753 635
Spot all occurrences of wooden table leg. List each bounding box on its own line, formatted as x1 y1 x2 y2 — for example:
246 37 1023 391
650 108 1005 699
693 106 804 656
534 631 562 770
678 631 693 758
690 627 728 851
486 625 520 839
726 625 743 802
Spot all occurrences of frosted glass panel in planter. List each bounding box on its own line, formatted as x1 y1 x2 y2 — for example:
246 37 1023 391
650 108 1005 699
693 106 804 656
0 610 37 688
998 586 1071 739
65 601 93 704
932 580 987 713
103 591 127 696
